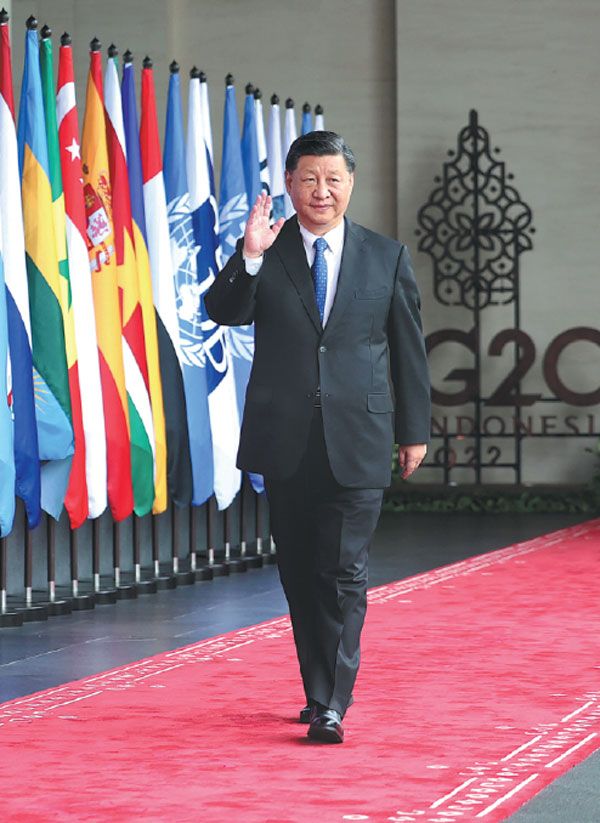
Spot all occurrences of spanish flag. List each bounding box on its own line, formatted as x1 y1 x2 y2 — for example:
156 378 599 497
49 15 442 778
81 40 133 522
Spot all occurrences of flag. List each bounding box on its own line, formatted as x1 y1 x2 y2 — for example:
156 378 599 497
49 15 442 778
253 88 271 198
0 12 40 528
314 104 325 131
241 83 261 208
219 77 249 263
164 63 213 506
220 77 263 495
187 68 241 509
81 40 133 522
57 32 107 520
283 98 297 218
140 56 192 507
0 230 15 536
218 77 250 413
17 21 74 521
39 28 88 528
267 94 285 222
105 48 154 517
121 53 167 515
301 102 312 135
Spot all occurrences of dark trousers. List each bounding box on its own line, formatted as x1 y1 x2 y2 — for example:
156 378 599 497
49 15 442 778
264 410 384 717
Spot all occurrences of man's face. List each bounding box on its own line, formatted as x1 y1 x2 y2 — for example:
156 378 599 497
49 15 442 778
285 153 354 236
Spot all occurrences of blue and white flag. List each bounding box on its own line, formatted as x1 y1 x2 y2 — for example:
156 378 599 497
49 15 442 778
253 89 271 198
267 95 285 223
188 71 241 509
315 104 325 131
0 237 15 536
164 66 214 506
220 79 265 494
301 102 313 135
219 80 249 263
241 84 261 210
283 98 297 218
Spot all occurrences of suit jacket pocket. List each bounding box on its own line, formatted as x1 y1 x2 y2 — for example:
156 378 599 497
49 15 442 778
354 287 391 300
367 392 394 413
246 384 273 404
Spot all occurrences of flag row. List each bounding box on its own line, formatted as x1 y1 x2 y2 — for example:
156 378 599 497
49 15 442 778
0 14 326 537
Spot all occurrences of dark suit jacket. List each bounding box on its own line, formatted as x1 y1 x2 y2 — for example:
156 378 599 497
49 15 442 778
205 216 430 488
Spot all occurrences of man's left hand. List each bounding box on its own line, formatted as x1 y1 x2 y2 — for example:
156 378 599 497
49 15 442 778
397 444 427 479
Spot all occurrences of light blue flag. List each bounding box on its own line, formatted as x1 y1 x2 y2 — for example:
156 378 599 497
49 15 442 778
219 79 264 494
241 84 261 209
219 79 249 262
164 66 214 506
187 70 241 510
301 102 313 135
267 95 285 222
0 244 16 536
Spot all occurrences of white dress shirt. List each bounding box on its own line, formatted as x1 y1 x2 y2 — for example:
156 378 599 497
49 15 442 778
243 219 346 327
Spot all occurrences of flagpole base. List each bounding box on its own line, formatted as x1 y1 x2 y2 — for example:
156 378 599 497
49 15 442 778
194 566 214 581
115 584 138 600
175 571 195 586
0 611 24 628
135 578 158 595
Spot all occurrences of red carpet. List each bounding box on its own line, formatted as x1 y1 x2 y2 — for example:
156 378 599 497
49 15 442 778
1 520 600 823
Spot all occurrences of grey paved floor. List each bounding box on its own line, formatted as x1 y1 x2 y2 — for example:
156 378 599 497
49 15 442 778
1 511 598 821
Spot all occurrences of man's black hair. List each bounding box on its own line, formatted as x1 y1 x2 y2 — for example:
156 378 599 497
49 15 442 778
285 130 356 174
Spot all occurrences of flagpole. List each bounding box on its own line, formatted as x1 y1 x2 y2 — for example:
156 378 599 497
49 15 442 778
1 535 23 626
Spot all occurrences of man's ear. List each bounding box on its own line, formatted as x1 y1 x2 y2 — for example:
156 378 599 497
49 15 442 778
285 170 292 195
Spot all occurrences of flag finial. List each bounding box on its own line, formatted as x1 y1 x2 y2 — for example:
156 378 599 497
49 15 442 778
225 73 234 86
108 43 118 58
190 66 201 79
315 104 324 115
0 9 9 24
123 49 133 64
26 14 38 30
90 37 101 52
254 87 262 100
302 102 311 113
61 32 72 46
285 98 294 109
270 94 279 106
245 82 254 95
169 60 179 74
143 55 152 69
40 23 51 39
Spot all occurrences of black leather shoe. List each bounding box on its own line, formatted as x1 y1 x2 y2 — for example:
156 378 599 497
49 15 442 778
300 694 353 723
307 707 344 743
299 703 313 724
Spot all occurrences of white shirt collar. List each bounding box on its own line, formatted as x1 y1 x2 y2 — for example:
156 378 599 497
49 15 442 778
298 219 345 256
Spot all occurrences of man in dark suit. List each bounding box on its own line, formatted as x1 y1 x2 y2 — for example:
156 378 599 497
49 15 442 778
205 131 430 743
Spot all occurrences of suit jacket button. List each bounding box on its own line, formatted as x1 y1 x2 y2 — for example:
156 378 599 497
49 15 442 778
319 345 327 353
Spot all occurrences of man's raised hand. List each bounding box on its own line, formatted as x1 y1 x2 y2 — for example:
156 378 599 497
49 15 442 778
243 193 285 258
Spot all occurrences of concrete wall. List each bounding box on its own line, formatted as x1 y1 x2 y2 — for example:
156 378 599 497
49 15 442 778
396 0 600 484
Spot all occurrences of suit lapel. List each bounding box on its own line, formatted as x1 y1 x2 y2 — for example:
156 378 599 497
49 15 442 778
322 218 365 336
273 217 322 332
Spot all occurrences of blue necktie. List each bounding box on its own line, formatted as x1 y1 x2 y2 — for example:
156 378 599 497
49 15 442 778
312 237 328 322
